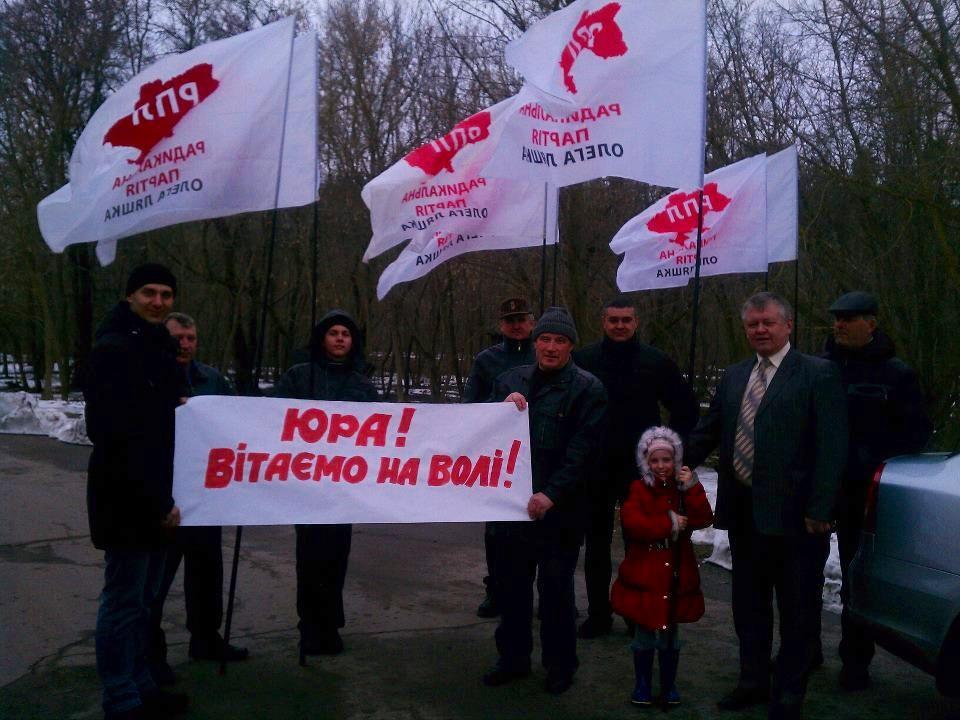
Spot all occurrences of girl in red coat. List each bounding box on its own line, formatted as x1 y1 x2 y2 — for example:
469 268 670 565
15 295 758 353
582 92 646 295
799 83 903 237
611 426 714 708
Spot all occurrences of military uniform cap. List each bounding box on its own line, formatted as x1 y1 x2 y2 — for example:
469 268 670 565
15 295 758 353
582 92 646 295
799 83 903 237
499 298 531 319
829 291 878 316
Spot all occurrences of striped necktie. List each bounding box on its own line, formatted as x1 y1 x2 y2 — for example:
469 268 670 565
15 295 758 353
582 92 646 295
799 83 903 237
733 358 771 486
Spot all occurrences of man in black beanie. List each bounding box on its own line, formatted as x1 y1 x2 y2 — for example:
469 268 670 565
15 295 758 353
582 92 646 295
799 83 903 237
482 307 607 695
85 263 188 719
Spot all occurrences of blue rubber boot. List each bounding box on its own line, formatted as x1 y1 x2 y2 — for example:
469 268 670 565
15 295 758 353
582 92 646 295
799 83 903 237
659 648 681 708
631 649 655 706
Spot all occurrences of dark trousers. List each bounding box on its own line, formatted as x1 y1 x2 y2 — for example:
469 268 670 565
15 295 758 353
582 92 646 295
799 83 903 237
583 490 615 621
295 523 352 639
728 497 829 706
493 522 582 677
97 548 166 714
151 526 224 650
482 521 502 601
837 493 875 671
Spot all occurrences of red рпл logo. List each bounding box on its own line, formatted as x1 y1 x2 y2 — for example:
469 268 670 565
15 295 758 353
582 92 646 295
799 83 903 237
103 63 220 165
404 111 492 176
646 183 732 247
559 2 628 95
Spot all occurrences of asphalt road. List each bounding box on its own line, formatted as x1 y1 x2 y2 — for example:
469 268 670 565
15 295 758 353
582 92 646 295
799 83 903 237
2 434 959 719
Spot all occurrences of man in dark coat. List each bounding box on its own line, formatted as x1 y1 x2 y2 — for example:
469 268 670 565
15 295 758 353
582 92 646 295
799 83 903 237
148 312 247 682
685 292 847 720
273 309 378 659
824 291 931 691
84 263 188 719
573 295 698 638
482 307 607 695
463 297 535 618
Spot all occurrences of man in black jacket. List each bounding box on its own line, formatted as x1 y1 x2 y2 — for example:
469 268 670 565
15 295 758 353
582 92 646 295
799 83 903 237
573 296 698 638
148 312 247 682
824 292 931 691
273 309 378 660
481 307 607 695
85 264 188 720
463 298 535 618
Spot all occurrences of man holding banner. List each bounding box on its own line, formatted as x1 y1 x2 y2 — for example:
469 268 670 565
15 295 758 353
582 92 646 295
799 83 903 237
273 310 378 661
483 307 606 695
84 264 188 719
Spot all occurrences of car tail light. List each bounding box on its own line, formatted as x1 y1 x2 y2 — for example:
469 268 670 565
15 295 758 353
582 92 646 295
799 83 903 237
863 463 885 533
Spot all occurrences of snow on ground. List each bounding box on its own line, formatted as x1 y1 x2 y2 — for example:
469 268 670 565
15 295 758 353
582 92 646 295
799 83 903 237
694 467 842 613
0 392 90 445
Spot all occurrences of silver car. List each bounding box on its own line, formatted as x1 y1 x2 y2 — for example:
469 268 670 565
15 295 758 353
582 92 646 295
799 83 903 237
849 452 960 696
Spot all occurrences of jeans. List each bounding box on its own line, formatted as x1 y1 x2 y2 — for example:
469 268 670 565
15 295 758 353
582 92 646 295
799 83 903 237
96 548 166 714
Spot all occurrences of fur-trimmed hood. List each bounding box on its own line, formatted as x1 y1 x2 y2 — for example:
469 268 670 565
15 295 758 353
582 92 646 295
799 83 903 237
636 426 683 487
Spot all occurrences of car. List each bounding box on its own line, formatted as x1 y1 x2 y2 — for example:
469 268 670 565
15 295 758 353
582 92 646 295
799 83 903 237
848 452 960 696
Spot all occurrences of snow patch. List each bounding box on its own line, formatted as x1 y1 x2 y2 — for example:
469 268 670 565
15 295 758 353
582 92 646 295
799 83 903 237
0 392 90 445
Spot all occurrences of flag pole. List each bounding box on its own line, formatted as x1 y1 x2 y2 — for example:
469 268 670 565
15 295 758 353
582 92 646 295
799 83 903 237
551 184 559 305
222 20 297 676
674 0 708 648
539 182 549 314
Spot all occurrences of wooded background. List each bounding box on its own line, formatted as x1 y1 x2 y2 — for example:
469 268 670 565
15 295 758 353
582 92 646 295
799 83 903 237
1 0 957 446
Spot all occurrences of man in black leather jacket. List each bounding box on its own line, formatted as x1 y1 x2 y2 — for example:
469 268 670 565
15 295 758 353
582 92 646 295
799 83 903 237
481 307 607 696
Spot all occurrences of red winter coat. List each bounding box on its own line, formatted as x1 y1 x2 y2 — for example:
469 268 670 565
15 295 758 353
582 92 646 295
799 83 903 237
611 476 714 631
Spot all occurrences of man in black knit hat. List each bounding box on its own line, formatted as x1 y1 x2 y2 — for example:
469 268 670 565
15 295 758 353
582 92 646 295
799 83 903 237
482 307 607 695
85 263 188 719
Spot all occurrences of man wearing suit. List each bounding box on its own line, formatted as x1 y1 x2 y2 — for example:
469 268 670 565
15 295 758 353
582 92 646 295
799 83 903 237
686 292 847 720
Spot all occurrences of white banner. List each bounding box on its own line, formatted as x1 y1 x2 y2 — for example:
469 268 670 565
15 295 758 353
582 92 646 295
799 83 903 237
38 20 318 264
611 153 769 291
765 145 799 263
362 99 553 279
173 396 533 525
483 0 706 189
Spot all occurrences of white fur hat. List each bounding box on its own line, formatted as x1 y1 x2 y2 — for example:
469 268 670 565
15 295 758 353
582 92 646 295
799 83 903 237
636 426 684 486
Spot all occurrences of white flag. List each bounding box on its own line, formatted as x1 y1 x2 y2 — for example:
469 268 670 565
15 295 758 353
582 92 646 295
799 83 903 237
611 153 768 291
765 145 798 263
37 19 317 264
361 98 556 299
484 0 706 189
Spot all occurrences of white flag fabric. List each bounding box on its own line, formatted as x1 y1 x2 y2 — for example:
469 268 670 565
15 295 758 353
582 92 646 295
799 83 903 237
173 396 533 525
765 145 799 263
38 19 317 264
484 0 706 188
611 153 768 291
361 98 556 299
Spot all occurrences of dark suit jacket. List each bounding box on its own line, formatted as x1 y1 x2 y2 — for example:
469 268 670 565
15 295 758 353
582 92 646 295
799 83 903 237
686 347 848 536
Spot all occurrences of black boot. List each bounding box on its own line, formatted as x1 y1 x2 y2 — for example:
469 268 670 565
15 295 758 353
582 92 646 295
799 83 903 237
659 648 681 708
631 649 654 706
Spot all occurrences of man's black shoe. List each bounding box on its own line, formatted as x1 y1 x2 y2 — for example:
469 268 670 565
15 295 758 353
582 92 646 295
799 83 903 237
577 616 612 639
838 665 871 691
142 689 189 716
148 658 177 686
543 673 573 695
768 702 803 720
300 629 344 656
476 594 500 618
481 666 531 687
544 673 574 695
717 686 769 711
188 632 249 662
